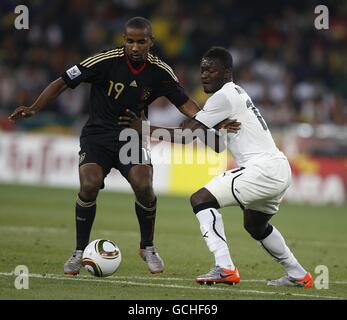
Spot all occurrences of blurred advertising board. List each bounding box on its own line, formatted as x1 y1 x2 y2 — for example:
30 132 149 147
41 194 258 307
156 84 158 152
0 133 346 204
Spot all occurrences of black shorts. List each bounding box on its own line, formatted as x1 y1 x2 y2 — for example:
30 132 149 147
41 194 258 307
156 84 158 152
78 133 152 182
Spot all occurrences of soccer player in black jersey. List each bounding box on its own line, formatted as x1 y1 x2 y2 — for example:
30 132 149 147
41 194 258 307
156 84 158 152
9 17 240 275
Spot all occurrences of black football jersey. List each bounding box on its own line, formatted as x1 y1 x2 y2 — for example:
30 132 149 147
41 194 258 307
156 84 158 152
61 47 189 138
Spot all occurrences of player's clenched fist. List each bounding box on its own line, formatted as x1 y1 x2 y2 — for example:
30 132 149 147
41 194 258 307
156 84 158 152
8 106 36 121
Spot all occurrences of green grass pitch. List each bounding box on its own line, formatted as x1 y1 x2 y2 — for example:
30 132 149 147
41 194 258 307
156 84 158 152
0 183 346 300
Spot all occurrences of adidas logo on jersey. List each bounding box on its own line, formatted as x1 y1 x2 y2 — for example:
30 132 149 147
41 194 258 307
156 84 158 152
130 80 138 87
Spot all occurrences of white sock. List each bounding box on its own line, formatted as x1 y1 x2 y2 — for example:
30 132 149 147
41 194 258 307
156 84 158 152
196 208 235 270
260 225 307 278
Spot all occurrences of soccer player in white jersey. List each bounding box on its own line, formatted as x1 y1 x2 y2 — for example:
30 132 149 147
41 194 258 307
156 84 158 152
119 46 313 288
189 46 313 288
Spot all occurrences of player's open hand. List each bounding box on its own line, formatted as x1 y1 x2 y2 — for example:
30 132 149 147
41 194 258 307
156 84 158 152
216 118 241 133
118 109 148 133
8 106 36 122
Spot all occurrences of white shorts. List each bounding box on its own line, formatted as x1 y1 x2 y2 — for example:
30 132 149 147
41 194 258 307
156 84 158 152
204 158 292 215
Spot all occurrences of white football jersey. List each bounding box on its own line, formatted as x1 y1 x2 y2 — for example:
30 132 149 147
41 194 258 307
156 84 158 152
195 81 286 167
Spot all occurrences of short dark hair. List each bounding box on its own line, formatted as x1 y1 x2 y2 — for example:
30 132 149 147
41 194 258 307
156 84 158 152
124 17 153 36
203 46 233 69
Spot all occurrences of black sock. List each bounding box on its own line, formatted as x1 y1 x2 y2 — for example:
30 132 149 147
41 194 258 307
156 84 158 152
75 194 96 250
135 198 157 249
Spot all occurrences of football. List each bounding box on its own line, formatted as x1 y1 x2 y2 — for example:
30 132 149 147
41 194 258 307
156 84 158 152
82 239 122 277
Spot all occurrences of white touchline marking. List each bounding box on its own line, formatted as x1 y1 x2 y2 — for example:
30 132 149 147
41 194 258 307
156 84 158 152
1 271 346 285
0 272 345 300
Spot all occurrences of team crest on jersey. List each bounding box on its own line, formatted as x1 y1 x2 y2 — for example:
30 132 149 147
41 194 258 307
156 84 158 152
141 87 152 102
66 65 81 80
79 152 86 164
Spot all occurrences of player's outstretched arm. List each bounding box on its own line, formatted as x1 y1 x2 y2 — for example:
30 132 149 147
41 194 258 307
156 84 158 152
178 99 201 118
8 77 68 121
118 110 226 152
178 118 227 152
118 109 183 143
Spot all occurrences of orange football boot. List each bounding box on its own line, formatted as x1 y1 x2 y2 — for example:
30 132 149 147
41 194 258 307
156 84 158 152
267 272 314 288
196 266 240 285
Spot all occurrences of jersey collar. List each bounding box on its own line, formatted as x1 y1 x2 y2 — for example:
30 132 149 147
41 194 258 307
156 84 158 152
125 54 147 75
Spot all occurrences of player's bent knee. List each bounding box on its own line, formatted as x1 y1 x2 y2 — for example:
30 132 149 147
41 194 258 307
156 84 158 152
190 188 217 206
190 188 220 214
80 177 103 198
132 180 153 195
190 190 204 208
129 169 154 196
132 180 155 205
79 164 104 197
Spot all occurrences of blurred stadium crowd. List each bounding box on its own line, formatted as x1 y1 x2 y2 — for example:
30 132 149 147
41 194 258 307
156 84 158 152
0 0 346 134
